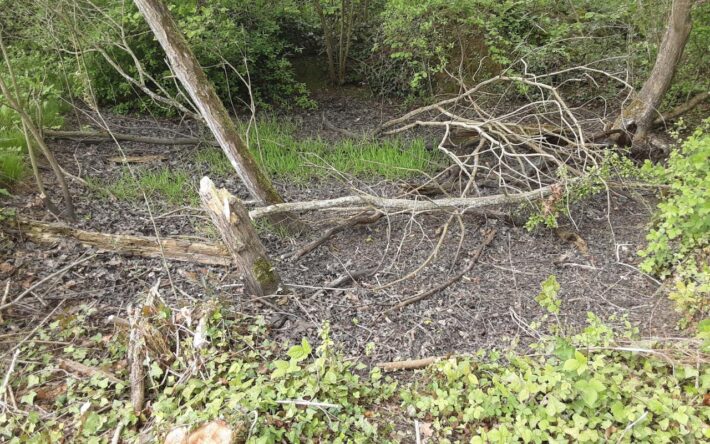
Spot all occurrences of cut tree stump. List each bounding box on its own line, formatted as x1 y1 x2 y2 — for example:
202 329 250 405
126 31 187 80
10 217 231 266
199 177 281 296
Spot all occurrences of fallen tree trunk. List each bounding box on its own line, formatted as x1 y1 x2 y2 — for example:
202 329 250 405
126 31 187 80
653 91 709 127
11 217 231 266
44 129 217 147
248 183 562 219
199 177 281 296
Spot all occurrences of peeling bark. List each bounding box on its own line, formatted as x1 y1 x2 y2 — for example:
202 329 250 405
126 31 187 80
199 177 281 296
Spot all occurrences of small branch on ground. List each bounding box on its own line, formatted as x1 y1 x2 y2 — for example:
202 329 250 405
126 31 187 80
310 267 378 299
44 129 217 147
382 228 496 315
376 356 444 371
283 211 382 261
58 358 123 385
0 254 96 313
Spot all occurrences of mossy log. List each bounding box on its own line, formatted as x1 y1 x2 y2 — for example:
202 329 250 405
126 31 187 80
199 177 281 296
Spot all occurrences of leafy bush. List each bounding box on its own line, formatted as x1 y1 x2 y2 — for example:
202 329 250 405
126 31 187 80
0 50 67 191
639 119 710 327
368 0 708 102
404 316 709 442
82 0 312 113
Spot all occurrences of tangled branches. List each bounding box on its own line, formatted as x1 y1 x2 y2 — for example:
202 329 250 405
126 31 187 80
378 66 630 199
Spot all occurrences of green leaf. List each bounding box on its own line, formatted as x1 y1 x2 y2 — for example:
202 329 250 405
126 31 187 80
287 338 312 362
611 401 627 421
82 411 105 436
20 391 36 406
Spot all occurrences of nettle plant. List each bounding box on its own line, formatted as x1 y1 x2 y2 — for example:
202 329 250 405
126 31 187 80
639 119 710 328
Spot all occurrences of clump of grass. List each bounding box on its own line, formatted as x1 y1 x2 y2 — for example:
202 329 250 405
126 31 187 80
0 148 26 189
0 91 66 191
94 168 198 206
195 118 443 182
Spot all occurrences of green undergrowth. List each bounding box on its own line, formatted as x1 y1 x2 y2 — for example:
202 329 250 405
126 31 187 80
89 119 441 208
195 119 443 182
0 59 67 193
2 293 707 443
638 120 710 328
87 168 198 207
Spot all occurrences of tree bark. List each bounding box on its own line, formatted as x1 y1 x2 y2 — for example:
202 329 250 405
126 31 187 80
132 0 302 232
617 0 695 147
199 177 281 296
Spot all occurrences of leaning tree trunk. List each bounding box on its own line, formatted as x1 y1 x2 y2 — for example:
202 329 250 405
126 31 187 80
133 0 303 233
199 177 281 296
617 0 694 148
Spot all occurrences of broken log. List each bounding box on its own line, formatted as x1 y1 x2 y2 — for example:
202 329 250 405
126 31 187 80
44 129 216 147
10 217 231 266
199 177 280 296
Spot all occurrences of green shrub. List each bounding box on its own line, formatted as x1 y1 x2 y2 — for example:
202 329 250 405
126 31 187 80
640 121 709 275
404 315 709 442
368 0 708 102
81 0 311 114
4 301 707 442
0 50 67 190
639 120 710 327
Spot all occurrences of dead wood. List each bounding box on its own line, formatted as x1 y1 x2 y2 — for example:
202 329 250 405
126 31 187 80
383 228 496 314
311 267 378 298
377 356 444 371
199 177 281 296
134 0 304 234
321 112 362 139
109 316 172 363
654 91 709 127
249 183 564 219
127 307 145 413
44 129 216 147
284 211 382 261
109 155 168 163
10 217 231 266
57 358 122 385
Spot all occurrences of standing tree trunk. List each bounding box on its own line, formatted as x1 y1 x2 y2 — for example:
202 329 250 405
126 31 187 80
133 0 303 233
617 0 694 148
199 177 281 296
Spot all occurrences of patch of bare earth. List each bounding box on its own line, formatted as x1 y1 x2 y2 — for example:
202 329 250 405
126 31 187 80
0 98 681 363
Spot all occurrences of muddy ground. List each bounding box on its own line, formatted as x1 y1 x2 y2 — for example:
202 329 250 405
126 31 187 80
0 91 681 364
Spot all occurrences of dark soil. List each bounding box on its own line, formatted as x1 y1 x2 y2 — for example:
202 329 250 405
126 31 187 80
0 91 681 364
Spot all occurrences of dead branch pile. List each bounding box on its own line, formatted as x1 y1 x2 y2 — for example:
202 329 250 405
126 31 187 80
378 70 619 198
